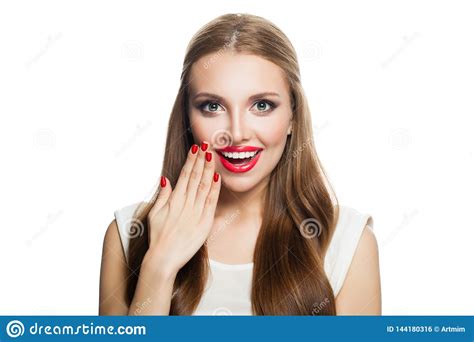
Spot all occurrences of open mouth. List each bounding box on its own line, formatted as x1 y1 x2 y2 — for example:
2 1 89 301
217 150 262 165
216 148 263 173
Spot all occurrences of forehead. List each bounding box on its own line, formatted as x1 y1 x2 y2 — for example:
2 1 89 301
189 52 288 98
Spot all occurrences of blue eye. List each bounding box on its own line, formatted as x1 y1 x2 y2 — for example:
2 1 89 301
199 101 223 113
197 99 277 115
253 100 276 113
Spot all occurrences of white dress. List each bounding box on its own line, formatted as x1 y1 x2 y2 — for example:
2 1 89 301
113 203 374 315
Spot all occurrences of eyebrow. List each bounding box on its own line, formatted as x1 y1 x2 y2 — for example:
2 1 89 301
192 91 280 102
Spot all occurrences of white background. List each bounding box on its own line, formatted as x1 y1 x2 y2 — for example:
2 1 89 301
0 0 473 315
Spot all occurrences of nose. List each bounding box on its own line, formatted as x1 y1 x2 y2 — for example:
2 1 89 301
229 108 251 144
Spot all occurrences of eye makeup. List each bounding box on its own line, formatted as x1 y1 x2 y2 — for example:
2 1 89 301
195 99 278 116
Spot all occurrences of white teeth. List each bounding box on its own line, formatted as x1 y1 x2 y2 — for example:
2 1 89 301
222 150 258 159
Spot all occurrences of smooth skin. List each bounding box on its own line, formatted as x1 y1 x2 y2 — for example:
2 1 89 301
99 172 381 315
336 225 382 314
99 52 381 315
99 221 381 315
100 143 221 315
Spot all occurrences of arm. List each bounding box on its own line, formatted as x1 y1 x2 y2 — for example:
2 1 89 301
99 219 177 315
99 220 130 315
335 224 382 315
126 254 177 315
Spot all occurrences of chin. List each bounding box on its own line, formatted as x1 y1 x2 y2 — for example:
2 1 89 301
220 171 268 193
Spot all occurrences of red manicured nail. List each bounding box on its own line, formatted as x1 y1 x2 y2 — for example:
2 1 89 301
191 144 198 154
206 152 212 162
201 142 209 151
213 172 219 182
160 176 166 188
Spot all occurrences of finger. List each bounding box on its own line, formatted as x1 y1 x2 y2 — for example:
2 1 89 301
148 176 172 221
184 141 208 206
193 149 215 213
170 144 199 199
200 171 221 225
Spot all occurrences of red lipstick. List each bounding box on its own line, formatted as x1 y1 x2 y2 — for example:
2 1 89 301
215 146 263 173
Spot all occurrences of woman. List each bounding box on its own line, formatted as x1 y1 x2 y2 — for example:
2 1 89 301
99 13 381 315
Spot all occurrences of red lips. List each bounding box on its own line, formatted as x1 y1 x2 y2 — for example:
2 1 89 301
215 145 263 173
216 146 263 153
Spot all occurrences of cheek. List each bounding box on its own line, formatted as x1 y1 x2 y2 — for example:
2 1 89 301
255 117 289 147
189 113 223 143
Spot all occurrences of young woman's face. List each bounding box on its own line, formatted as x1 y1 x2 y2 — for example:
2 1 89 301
188 52 293 193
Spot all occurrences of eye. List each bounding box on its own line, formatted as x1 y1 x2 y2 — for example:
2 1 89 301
252 100 276 114
198 101 224 114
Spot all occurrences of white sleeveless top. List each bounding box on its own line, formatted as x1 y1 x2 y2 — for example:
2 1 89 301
114 203 373 315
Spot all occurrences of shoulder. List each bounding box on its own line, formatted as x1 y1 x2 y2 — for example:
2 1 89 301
356 224 379 260
102 219 120 251
324 205 377 297
335 223 381 314
99 201 148 315
99 218 129 314
113 202 149 264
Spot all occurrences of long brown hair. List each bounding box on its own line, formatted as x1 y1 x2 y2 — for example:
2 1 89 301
125 13 339 315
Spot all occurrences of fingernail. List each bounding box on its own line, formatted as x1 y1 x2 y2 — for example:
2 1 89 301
191 144 198 154
160 176 166 188
213 172 219 182
201 141 209 151
206 151 212 162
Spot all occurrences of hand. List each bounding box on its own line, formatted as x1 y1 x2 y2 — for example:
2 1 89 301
144 141 221 276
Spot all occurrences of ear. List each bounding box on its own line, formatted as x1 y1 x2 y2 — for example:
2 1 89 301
287 120 293 136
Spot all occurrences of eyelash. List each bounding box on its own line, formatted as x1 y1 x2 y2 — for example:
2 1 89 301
197 99 277 116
